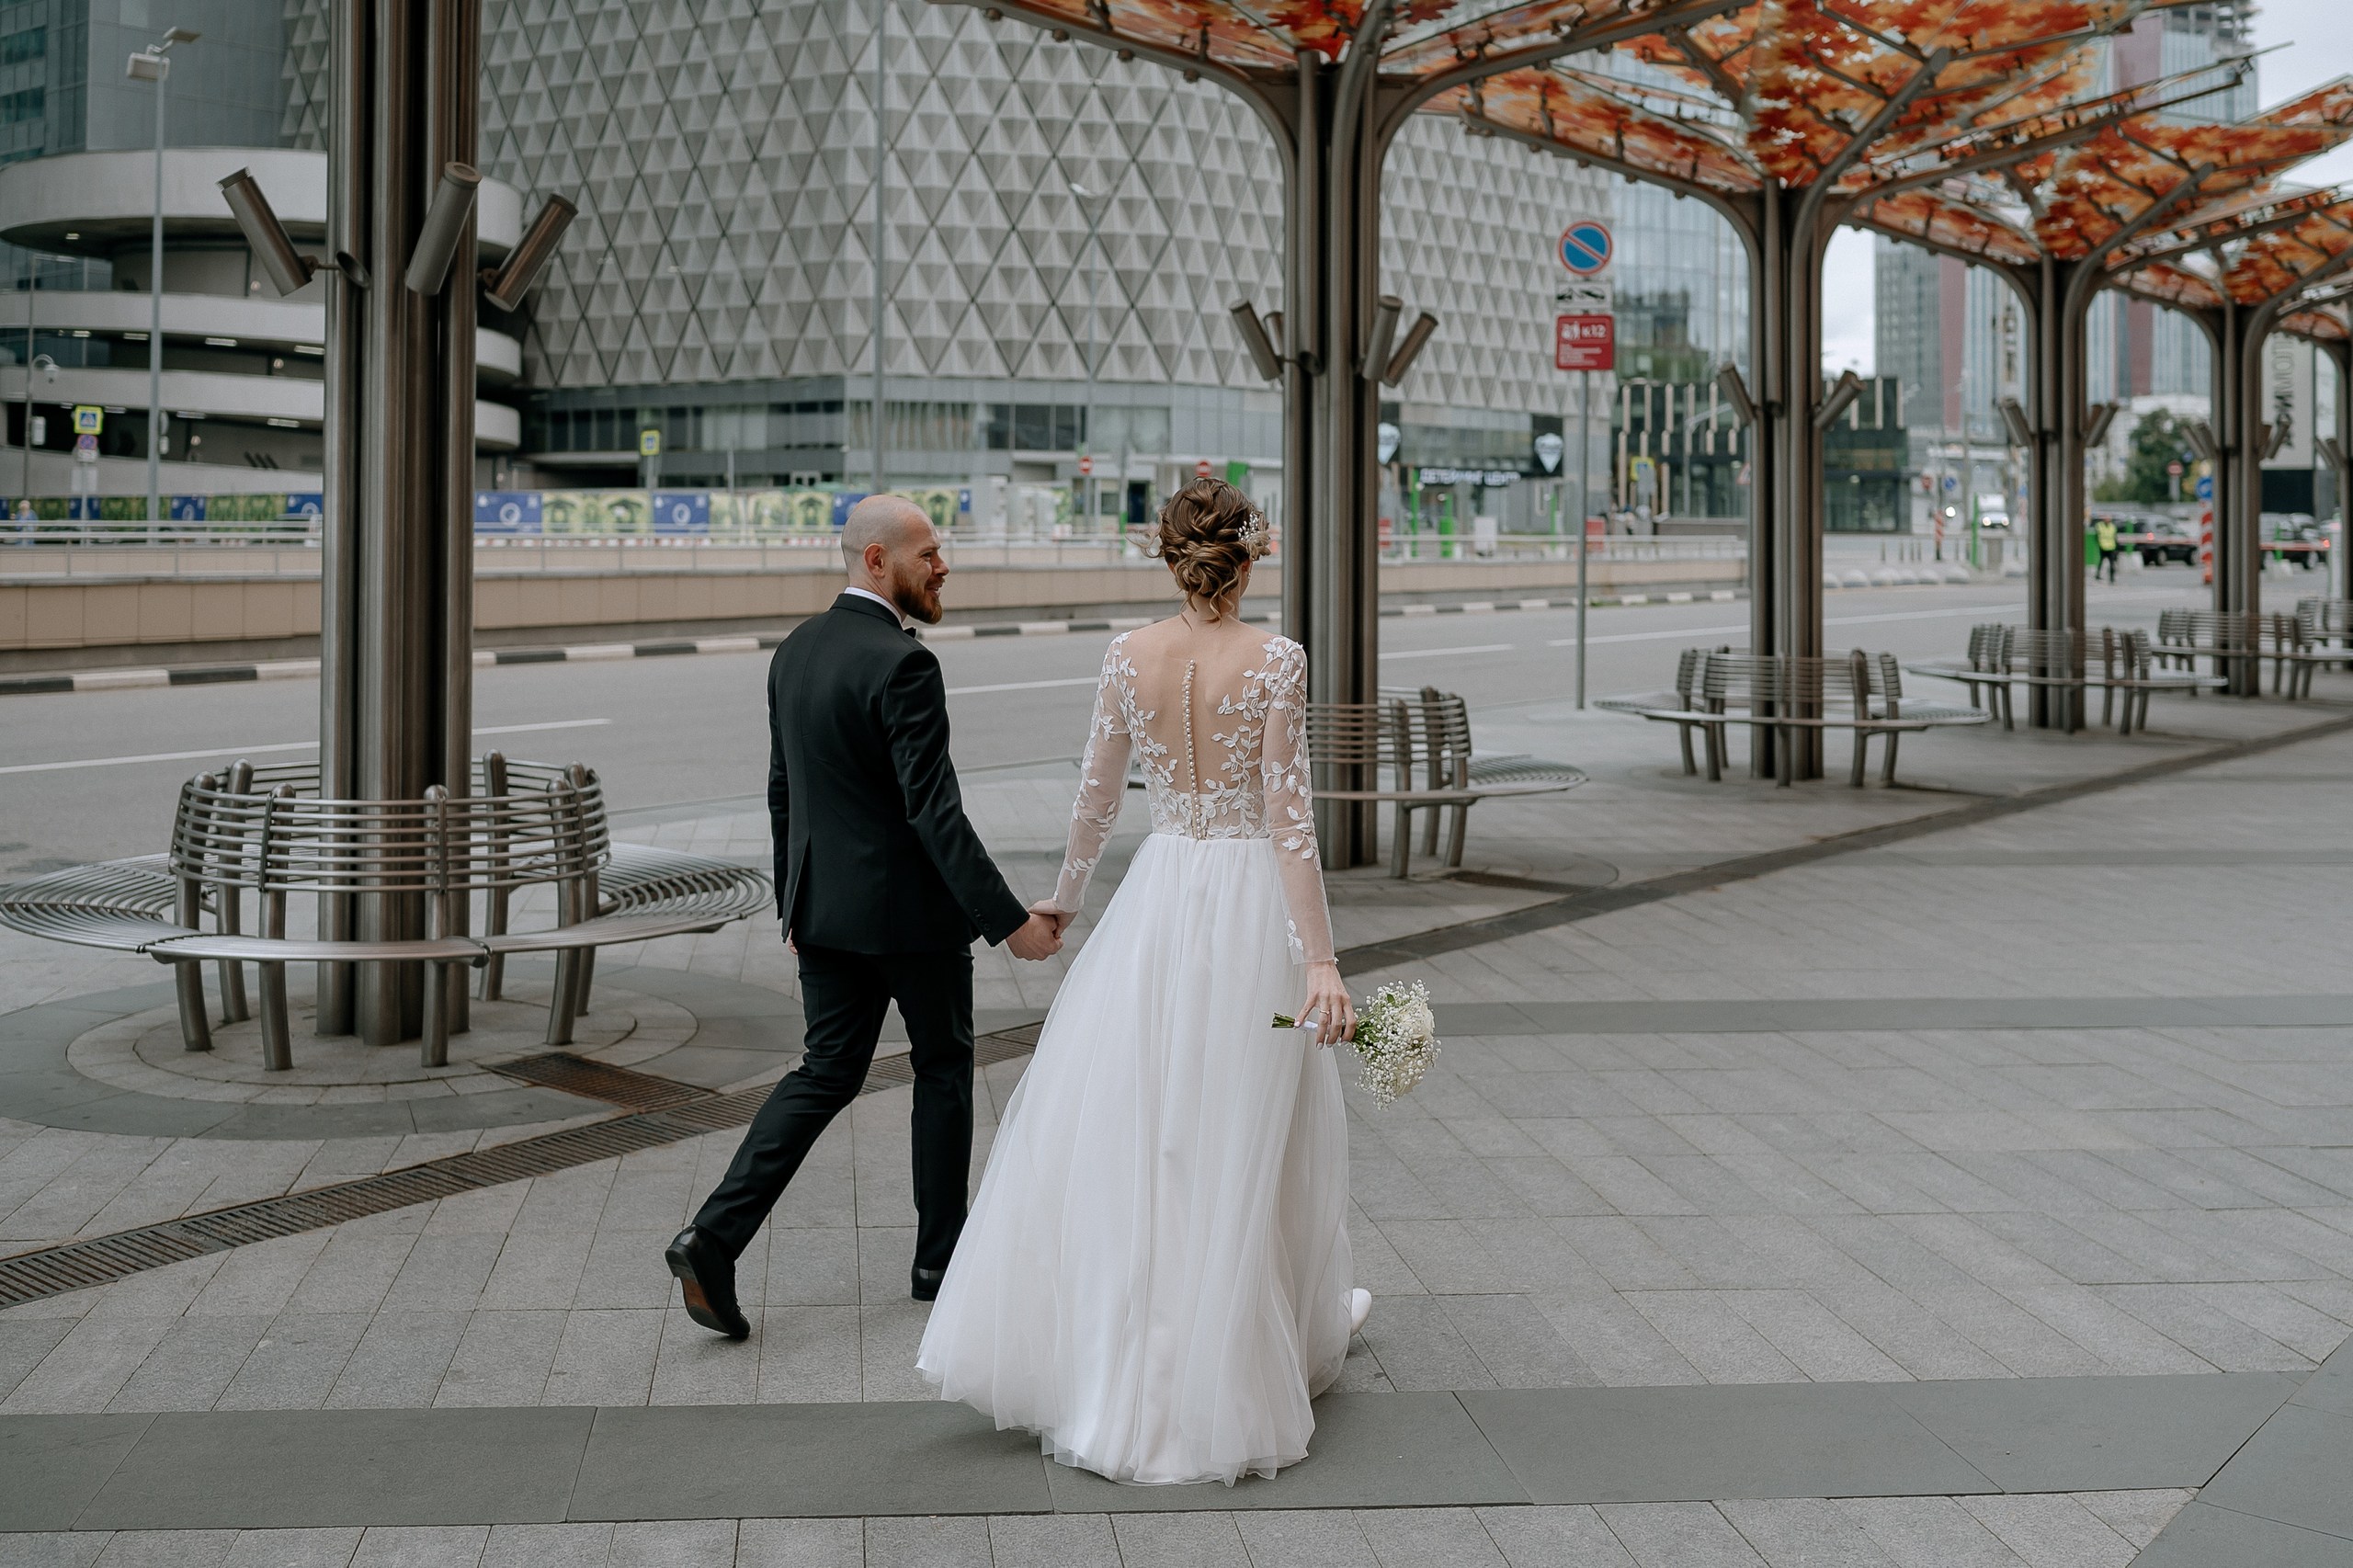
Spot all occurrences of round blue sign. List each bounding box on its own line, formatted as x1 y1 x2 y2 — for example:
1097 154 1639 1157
1558 220 1613 275
2195 475 2214 501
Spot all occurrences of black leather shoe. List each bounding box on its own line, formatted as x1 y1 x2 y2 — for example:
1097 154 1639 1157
665 1226 750 1339
911 1266 947 1302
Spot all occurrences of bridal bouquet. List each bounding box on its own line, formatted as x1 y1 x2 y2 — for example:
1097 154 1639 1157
1273 981 1440 1107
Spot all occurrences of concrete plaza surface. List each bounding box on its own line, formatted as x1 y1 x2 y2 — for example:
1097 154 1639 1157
4 586 2353 1564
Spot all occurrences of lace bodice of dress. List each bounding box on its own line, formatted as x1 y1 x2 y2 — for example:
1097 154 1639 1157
1051 629 1336 965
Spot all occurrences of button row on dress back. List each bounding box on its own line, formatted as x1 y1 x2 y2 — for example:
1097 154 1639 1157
1181 658 1199 839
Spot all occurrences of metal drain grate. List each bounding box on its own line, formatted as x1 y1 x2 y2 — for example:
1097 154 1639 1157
0 1021 1045 1310
488 1051 712 1110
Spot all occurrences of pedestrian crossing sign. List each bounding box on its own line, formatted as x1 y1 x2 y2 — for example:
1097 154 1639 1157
72 405 103 436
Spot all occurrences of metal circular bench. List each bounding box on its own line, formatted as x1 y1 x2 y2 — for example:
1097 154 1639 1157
0 754 771 1070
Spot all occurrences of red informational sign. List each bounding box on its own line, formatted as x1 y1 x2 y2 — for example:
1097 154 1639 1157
1555 313 1614 372
1195 459 1212 478
1078 455 1093 476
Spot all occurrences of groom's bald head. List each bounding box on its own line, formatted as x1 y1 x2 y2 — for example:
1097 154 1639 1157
843 494 949 624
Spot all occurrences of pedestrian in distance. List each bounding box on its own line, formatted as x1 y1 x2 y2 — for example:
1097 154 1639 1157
665 495 1066 1339
2096 517 2120 584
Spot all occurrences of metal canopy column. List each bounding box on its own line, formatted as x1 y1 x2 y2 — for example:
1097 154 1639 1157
331 0 482 1046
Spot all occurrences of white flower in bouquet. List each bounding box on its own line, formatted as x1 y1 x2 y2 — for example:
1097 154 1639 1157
1272 981 1439 1107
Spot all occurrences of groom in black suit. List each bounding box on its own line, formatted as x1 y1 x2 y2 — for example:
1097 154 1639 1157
667 496 1063 1338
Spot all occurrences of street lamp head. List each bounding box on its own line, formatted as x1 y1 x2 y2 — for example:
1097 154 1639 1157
162 27 200 45
125 50 166 81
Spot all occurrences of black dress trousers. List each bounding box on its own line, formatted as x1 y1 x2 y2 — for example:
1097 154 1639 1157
693 944 977 1273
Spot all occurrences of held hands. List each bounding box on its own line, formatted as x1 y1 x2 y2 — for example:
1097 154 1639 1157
1296 961 1355 1048
1005 908 1065 962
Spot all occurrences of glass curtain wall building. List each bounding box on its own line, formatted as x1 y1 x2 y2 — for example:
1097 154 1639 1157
278 0 1619 535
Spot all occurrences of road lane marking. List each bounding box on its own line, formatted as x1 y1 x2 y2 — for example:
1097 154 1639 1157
944 676 1102 696
1 719 609 776
1541 594 2196 649
1379 643 1515 660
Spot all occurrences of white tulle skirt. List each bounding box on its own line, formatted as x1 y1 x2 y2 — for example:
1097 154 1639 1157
916 832 1355 1485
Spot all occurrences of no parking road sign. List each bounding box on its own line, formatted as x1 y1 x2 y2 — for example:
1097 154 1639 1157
1557 220 1613 276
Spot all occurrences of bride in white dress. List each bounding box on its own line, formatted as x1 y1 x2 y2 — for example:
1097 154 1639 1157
916 478 1370 1486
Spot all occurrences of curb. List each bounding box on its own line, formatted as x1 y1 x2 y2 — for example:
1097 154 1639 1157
0 589 1748 698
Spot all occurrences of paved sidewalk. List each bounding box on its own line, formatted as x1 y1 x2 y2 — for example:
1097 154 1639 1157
5 646 2353 1563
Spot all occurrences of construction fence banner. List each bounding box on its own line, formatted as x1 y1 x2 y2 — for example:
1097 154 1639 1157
472 487 972 537
6 493 323 525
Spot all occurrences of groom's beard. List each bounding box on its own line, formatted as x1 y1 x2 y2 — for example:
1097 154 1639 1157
888 568 945 624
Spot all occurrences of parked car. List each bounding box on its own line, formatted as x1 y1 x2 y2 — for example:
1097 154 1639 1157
2124 516 2195 565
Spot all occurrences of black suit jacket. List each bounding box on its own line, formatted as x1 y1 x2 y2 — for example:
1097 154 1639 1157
768 593 1029 953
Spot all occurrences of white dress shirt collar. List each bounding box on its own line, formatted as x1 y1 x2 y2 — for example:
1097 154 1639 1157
842 585 911 630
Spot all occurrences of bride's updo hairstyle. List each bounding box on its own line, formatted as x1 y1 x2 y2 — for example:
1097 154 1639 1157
1149 478 1268 617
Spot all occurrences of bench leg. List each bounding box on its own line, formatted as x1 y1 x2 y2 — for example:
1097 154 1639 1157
422 959 450 1068
172 960 213 1053
576 949 598 1017
478 887 508 1001
258 962 292 1072
1419 797 1439 858
1881 731 1901 786
1701 723 1723 782
216 885 249 1026
1776 724 1793 788
2101 685 2115 728
545 951 581 1048
1849 730 1868 788
1390 801 1412 880
1446 801 1468 869
1676 722 1697 776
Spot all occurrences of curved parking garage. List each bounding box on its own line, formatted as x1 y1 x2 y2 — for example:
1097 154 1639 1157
2 148 524 504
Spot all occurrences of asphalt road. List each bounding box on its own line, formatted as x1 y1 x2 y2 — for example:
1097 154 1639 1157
0 566 2220 876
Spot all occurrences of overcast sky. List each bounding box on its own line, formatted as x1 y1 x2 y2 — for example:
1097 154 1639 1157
1818 2 2353 376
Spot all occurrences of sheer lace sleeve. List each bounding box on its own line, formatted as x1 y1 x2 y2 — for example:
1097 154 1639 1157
1259 639 1336 965
1051 637 1134 913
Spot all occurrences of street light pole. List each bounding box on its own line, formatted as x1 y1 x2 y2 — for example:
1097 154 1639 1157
1070 180 1102 531
871 0 887 496
128 27 198 528
18 251 36 504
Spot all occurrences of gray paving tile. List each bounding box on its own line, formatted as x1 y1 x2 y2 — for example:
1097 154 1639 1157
2127 1501 2353 1568
1832 1498 2024 1568
1886 1371 2297 1492
2193 1401 2353 1544
1712 1498 1898 1568
1358 1506 1509 1567
862 1516 992 1568
89 1530 239 1568
608 1519 737 1568
1108 1514 1250 1568
1950 1496 2134 1568
1461 1384 1993 1505
0 1414 154 1530
733 1519 861 1568
1591 1503 1766 1567
570 1403 1051 1519
348 1527 490 1568
76 1410 592 1530
2290 1330 2353 1421
475 1525 613 1568
981 1515 1120 1568
1230 1510 1377 1568
2066 1490 2190 1551
1472 1507 1635 1568
218 1528 366 1568
0 1536 109 1568
1041 1393 1524 1513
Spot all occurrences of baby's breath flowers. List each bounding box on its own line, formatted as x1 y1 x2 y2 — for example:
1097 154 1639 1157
1273 981 1440 1107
